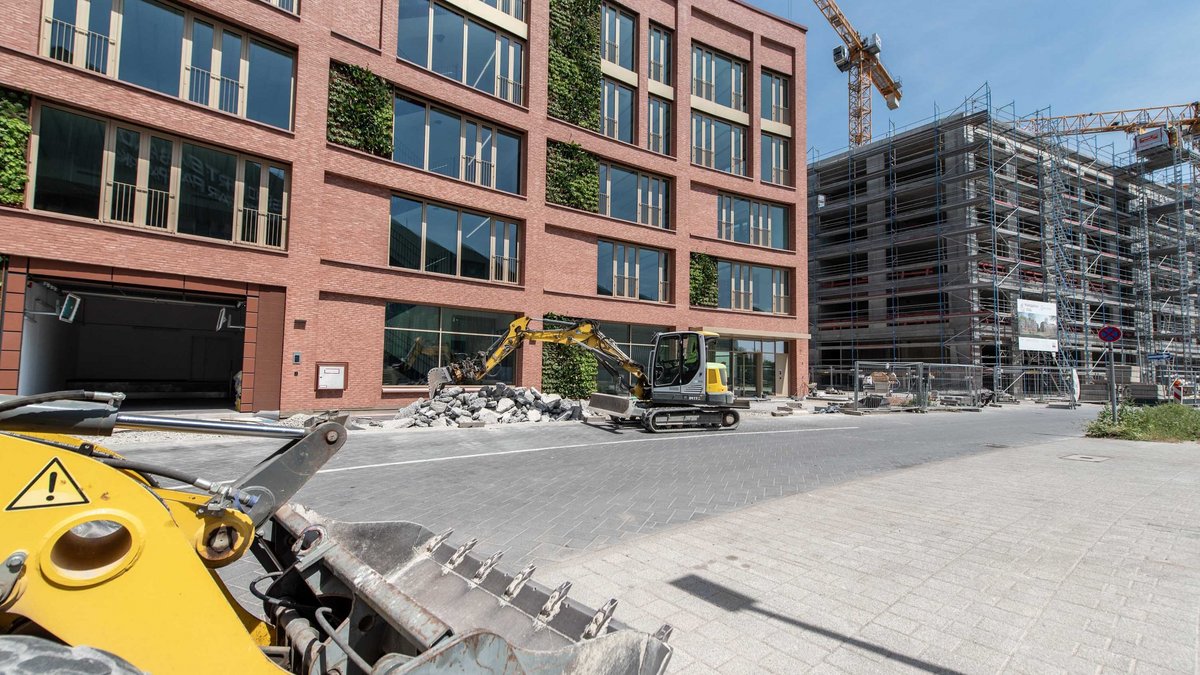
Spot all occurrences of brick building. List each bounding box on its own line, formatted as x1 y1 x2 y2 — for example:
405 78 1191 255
0 0 807 412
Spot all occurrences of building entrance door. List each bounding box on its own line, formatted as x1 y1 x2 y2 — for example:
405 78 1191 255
734 351 762 398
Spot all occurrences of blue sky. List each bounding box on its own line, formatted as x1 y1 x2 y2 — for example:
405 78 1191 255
745 0 1200 156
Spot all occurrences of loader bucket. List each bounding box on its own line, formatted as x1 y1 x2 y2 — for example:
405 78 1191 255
260 504 673 674
427 367 453 399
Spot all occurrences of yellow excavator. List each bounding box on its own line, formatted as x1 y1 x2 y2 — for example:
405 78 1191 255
427 317 746 432
0 391 673 673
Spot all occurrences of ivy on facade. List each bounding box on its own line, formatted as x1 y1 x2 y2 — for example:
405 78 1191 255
547 0 601 130
0 87 31 207
690 253 719 307
546 140 600 212
327 63 393 158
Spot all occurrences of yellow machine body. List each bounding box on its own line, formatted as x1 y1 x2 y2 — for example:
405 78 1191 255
0 433 280 674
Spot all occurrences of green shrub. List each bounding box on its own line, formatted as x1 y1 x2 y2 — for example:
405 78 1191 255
0 87 31 207
1086 402 1200 442
548 0 601 130
541 313 598 399
546 140 599 212
689 253 719 307
327 63 393 158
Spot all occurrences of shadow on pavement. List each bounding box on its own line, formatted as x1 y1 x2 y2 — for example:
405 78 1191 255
668 574 963 675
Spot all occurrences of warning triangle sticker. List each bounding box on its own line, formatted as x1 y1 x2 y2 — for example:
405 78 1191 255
6 458 89 511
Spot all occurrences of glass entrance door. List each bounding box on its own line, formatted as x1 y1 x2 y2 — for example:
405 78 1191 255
734 350 762 398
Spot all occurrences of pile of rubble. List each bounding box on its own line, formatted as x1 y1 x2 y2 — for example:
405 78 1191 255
381 384 586 429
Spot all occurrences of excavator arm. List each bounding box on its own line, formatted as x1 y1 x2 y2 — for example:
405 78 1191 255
428 317 650 400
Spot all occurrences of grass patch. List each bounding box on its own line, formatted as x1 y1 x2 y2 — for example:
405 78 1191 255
1085 402 1200 442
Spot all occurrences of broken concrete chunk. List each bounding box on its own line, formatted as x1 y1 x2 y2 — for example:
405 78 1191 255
526 409 542 422
495 398 516 414
429 401 450 414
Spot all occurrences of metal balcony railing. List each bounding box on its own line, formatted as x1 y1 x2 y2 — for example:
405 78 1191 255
638 201 665 228
238 208 287 248
692 146 714 167
462 156 495 188
648 132 667 154
649 60 667 83
767 167 791 185
46 17 111 74
108 182 172 229
492 255 520 284
497 76 523 104
750 225 770 247
731 92 745 112
145 188 170 229
692 78 715 100
602 40 620 64
614 274 637 298
187 66 212 106
766 103 788 124
109 181 137 224
602 116 619 139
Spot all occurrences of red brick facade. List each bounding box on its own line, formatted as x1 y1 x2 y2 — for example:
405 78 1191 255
0 0 808 412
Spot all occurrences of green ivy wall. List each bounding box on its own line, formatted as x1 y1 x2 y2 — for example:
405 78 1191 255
548 0 602 131
546 140 600 212
327 63 393 158
0 87 31 207
690 253 719 307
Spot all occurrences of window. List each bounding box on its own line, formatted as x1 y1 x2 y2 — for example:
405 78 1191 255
761 133 790 185
480 0 524 20
761 70 789 123
593 322 667 394
397 0 525 104
692 44 745 111
718 194 789 249
390 196 520 283
43 0 296 129
649 25 671 84
648 96 670 154
32 105 288 248
597 240 668 302
392 92 522 194
601 79 634 143
599 162 669 228
260 0 297 12
602 3 635 70
717 261 789 314
692 112 746 176
383 304 517 386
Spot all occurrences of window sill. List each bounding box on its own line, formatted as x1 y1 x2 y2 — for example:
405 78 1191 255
320 257 525 290
11 206 290 255
325 142 528 202
761 181 797 191
690 161 754 182
689 304 794 319
544 287 675 308
547 117 678 163
33 53 297 140
393 57 530 114
690 232 796 254
256 1 303 21
544 203 674 235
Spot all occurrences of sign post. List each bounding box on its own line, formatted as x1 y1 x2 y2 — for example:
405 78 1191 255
1098 326 1122 422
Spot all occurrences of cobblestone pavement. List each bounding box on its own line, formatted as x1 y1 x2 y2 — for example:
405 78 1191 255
543 436 1200 674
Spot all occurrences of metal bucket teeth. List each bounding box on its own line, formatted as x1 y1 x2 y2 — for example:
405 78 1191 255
272 505 672 674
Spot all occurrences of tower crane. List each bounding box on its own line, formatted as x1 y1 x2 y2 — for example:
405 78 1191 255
1013 102 1199 138
812 0 902 148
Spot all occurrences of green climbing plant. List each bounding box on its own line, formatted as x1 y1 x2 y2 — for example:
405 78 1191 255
541 312 599 399
0 87 31 207
689 253 719 307
546 140 599 212
547 0 601 130
327 63 393 158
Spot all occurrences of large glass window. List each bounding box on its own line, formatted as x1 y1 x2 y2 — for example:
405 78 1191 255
716 260 789 313
389 196 521 283
718 194 789 250
32 105 288 247
601 79 634 143
602 3 635 70
597 240 667 302
598 162 669 229
692 44 745 111
762 132 790 185
118 0 184 96
33 107 106 218
480 0 524 20
389 92 522 194
692 112 746 176
384 304 518 386
648 96 670 154
761 70 789 123
45 0 295 129
397 0 525 104
649 25 671 84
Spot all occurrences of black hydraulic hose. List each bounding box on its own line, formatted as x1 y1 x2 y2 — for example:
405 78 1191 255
98 457 202 487
0 390 117 415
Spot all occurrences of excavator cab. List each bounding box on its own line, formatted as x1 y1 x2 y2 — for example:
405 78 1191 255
645 331 734 408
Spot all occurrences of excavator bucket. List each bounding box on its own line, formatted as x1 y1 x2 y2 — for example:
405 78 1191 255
427 366 454 398
262 504 674 673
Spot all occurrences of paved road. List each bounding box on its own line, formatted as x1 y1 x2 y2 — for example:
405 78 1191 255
119 405 1095 568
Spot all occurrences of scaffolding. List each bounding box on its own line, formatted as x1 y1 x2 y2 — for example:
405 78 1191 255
808 84 1200 398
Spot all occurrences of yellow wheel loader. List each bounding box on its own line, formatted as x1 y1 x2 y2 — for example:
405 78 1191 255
427 317 747 432
0 391 673 673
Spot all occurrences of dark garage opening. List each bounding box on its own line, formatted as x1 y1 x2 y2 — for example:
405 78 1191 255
19 279 246 408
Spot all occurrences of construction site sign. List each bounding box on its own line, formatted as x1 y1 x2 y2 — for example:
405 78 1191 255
1016 299 1058 353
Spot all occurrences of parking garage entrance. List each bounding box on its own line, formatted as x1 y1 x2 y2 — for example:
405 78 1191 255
18 279 246 408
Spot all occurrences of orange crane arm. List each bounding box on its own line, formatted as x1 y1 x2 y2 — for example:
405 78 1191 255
812 0 902 147
1016 102 1200 137
812 0 863 51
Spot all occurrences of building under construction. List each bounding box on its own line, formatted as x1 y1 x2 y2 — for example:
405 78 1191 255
807 86 1200 395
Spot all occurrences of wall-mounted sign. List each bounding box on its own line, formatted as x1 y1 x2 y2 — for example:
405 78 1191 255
1016 299 1058 353
316 363 348 391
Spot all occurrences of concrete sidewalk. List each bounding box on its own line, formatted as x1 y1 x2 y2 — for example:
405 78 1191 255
544 437 1200 674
